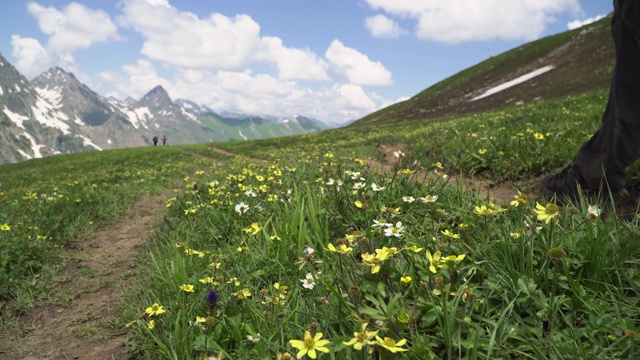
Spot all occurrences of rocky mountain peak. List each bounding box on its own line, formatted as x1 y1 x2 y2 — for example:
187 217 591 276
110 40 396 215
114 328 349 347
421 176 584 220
32 67 78 88
175 98 203 113
0 52 32 94
136 85 173 111
0 53 39 112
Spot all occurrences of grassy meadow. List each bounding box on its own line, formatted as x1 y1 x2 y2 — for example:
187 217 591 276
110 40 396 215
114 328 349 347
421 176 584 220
2 89 640 359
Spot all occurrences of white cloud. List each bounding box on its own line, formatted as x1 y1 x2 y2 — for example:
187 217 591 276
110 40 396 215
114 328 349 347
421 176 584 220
334 84 377 110
259 37 330 81
115 59 174 99
118 0 261 70
27 2 121 52
11 2 121 78
169 69 381 122
365 0 583 43
11 35 52 78
98 71 122 82
567 14 607 30
365 14 407 38
325 40 392 86
119 0 332 82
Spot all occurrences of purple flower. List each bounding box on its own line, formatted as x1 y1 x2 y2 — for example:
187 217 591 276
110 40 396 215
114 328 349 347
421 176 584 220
206 289 219 308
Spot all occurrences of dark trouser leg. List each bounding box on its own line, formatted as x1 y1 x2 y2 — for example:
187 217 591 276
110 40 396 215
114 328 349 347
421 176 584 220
573 1 640 192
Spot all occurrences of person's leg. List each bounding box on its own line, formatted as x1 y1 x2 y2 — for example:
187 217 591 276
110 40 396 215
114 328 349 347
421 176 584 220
543 0 640 198
574 0 640 192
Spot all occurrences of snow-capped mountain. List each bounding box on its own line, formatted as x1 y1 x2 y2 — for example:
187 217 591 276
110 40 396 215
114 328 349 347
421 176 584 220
31 67 145 150
0 55 98 163
0 53 329 165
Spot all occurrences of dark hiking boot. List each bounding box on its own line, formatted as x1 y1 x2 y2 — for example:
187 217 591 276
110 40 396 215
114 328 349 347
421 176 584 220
541 164 591 201
542 164 619 202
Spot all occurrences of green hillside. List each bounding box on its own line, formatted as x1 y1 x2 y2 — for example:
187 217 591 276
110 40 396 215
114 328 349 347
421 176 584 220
355 16 614 126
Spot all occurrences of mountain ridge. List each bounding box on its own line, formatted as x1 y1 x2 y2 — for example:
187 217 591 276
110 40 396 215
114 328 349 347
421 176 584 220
0 59 328 164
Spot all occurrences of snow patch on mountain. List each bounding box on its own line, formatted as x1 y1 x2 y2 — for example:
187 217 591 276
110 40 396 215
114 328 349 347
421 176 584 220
471 66 555 101
17 149 32 160
20 131 45 158
3 106 29 129
77 135 102 150
134 106 152 121
32 97 70 134
35 86 63 108
124 107 152 129
180 108 199 122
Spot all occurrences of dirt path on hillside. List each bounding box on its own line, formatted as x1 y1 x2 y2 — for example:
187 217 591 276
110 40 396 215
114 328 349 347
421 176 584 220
205 142 529 205
374 143 528 205
374 143 639 217
0 194 167 360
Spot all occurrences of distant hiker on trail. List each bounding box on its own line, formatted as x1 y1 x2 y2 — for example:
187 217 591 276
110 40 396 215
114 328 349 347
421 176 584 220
162 135 167 146
153 136 158 146
542 0 640 204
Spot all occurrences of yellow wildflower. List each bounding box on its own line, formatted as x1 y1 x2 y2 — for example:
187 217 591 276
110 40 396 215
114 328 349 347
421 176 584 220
441 229 460 239
327 243 353 255
342 323 378 351
426 250 447 273
145 303 166 316
474 205 495 216
180 284 195 293
534 202 560 224
375 335 408 353
289 331 330 359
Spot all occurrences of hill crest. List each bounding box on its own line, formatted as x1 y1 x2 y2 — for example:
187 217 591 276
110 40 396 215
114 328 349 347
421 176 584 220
355 16 614 126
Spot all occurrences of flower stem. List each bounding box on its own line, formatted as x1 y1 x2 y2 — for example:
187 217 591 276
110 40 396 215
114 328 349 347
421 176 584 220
279 316 285 348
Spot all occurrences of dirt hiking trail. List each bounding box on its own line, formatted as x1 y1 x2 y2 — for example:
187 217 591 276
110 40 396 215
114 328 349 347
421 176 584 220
374 143 526 204
374 143 639 217
0 194 167 360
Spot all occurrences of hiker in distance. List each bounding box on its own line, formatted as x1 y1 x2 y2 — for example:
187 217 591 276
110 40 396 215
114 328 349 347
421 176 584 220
162 135 167 146
153 136 158 146
542 0 640 201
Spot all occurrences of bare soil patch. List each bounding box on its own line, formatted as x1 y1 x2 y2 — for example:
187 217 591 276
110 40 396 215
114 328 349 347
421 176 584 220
207 147 236 157
0 194 167 360
373 143 527 205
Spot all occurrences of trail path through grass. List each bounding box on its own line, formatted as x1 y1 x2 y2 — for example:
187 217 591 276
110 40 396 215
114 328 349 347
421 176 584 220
375 143 526 204
0 193 167 359
376 143 639 216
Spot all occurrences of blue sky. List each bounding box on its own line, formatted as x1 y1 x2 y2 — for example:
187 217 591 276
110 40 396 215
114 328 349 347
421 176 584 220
0 1 612 125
